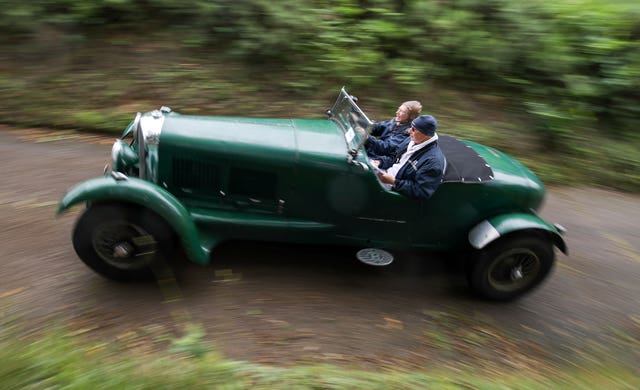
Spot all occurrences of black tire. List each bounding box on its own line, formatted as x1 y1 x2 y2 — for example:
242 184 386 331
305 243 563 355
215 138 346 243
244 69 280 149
468 234 555 301
72 202 176 281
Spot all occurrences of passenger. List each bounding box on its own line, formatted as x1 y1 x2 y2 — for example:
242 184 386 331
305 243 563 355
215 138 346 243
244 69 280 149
366 100 422 159
374 115 445 200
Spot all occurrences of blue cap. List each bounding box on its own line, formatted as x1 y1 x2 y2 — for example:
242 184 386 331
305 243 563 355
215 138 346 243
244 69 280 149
411 115 437 136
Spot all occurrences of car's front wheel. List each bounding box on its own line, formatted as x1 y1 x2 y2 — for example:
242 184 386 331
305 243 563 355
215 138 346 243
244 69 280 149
72 202 176 281
468 234 555 301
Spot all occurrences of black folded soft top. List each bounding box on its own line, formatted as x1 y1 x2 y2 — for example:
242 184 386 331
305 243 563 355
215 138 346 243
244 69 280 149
439 135 494 183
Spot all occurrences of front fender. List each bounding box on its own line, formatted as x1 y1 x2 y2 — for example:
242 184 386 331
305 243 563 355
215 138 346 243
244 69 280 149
468 212 567 254
57 176 210 265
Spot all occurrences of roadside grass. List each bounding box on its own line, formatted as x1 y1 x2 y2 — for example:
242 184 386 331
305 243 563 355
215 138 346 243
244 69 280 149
1 319 638 389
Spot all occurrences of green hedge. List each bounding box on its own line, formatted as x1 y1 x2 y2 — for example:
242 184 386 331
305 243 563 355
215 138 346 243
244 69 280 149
4 0 639 134
1 0 639 190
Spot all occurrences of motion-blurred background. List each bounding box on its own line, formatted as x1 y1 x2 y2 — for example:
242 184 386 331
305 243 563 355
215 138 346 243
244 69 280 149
1 0 638 191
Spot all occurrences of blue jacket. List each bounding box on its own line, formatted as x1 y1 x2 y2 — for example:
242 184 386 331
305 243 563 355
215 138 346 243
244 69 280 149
366 119 411 159
379 137 446 200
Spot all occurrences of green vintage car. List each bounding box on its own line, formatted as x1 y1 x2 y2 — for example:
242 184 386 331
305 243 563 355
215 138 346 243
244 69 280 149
58 88 566 300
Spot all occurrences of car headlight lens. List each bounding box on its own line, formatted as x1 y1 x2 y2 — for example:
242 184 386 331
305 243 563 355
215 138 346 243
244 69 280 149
111 139 139 173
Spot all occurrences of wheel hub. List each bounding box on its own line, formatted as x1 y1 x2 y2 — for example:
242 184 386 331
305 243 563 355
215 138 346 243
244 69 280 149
511 266 524 281
92 222 157 270
113 242 134 258
488 248 541 292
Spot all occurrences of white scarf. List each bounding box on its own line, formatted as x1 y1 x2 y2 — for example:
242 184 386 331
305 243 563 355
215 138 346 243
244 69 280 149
387 133 438 179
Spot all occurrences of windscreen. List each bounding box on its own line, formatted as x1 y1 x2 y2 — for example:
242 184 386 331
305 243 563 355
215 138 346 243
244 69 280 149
327 87 374 154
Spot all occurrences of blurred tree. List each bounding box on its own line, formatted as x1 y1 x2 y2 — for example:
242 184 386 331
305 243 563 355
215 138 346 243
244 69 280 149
1 0 639 151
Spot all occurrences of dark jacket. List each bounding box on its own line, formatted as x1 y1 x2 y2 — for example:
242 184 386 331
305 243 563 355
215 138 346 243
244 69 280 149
366 119 411 159
379 137 446 200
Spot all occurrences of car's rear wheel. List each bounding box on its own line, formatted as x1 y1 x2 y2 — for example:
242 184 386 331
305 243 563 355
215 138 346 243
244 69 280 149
468 234 555 301
72 202 176 281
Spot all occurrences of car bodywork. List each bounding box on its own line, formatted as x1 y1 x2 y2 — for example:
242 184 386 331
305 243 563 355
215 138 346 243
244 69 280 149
58 88 566 300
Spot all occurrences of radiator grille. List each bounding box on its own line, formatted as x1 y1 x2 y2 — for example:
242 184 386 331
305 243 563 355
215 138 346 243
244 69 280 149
229 167 277 199
172 157 220 193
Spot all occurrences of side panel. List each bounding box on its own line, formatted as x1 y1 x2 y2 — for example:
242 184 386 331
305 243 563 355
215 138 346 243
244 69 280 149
57 176 210 265
468 212 567 253
409 180 524 250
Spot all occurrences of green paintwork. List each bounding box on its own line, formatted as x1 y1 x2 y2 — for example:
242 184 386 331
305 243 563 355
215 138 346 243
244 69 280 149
59 90 566 266
490 213 567 253
57 176 209 265
159 115 347 165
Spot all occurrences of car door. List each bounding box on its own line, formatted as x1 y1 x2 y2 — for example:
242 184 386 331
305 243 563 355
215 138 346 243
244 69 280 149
332 168 415 247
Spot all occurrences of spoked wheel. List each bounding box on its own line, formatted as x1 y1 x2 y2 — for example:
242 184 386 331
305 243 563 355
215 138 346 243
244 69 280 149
72 203 176 281
468 234 555 301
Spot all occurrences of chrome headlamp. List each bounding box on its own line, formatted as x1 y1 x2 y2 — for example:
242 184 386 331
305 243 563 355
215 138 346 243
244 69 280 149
111 139 139 174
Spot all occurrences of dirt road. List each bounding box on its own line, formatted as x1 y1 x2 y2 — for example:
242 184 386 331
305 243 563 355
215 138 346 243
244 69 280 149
1 126 639 372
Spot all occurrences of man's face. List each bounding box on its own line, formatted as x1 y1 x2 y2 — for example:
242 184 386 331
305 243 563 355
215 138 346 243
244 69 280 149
395 105 409 123
409 126 430 144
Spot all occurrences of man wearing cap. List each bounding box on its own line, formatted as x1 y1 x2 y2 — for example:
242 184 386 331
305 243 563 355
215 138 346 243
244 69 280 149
374 114 446 200
366 100 422 160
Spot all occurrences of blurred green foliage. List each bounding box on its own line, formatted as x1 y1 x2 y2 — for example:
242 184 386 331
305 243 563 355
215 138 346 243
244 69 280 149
0 0 639 190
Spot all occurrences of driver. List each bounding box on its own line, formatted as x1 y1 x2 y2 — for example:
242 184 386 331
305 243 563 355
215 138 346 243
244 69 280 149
365 100 422 160
374 115 445 200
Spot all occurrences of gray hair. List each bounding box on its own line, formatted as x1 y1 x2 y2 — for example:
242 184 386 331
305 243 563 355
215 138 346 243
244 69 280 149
401 101 422 121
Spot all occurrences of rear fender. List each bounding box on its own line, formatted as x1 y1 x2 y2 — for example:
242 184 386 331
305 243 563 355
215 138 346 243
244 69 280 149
57 176 211 265
468 212 567 254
